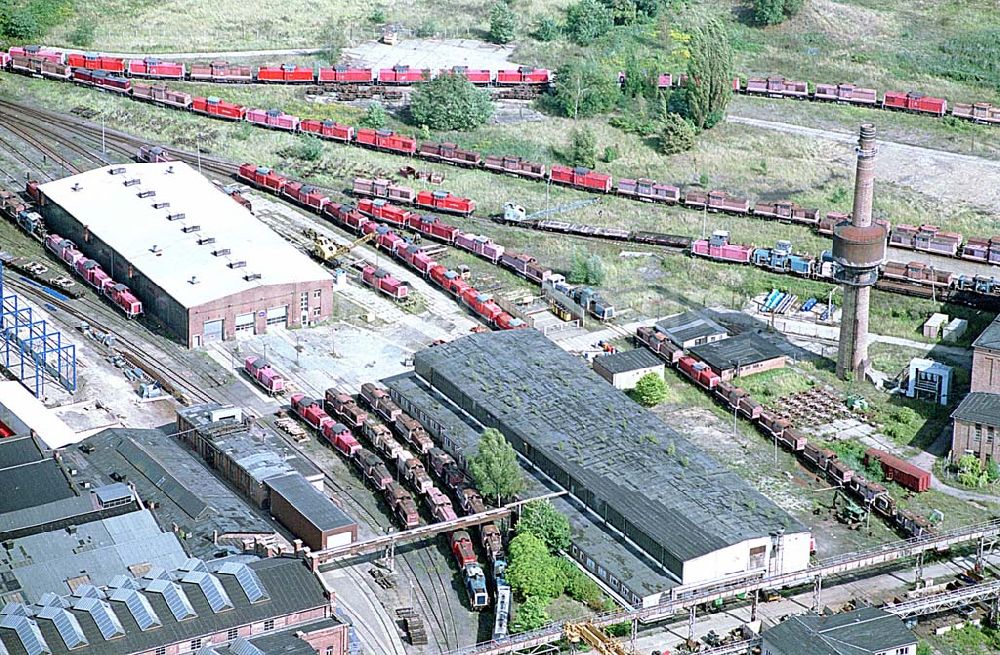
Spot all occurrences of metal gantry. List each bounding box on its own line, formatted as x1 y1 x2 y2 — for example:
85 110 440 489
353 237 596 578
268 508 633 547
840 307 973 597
885 578 1000 619
0 264 76 397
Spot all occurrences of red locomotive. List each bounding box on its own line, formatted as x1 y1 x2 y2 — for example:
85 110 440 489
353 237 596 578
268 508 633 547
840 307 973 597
192 96 246 120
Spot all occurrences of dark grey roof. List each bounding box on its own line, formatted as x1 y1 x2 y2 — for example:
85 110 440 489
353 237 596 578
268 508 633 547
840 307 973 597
655 312 727 345
94 484 132 506
951 392 1000 425
973 315 1000 351
688 332 787 371
248 629 317 655
0 558 328 655
592 349 663 375
0 459 75 514
0 436 43 469
264 475 355 533
114 437 210 521
762 607 916 655
412 329 806 566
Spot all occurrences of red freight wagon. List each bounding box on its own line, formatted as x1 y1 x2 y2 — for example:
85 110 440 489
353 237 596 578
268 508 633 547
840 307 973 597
814 82 878 105
444 66 492 84
418 142 481 167
378 65 428 84
496 67 550 85
300 118 354 142
9 46 63 63
128 57 185 79
73 69 132 93
133 82 192 108
410 215 459 242
414 190 476 216
238 163 289 192
549 165 613 193
317 65 373 83
882 91 947 116
67 52 125 73
483 155 546 179
257 63 314 83
356 128 417 155
190 61 253 82
192 96 246 120
864 448 931 492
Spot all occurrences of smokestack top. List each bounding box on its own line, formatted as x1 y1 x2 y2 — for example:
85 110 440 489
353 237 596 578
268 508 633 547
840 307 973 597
859 123 877 151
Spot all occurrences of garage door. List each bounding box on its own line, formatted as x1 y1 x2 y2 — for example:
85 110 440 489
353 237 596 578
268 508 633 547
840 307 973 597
324 531 353 549
235 313 255 334
266 305 287 327
203 319 224 343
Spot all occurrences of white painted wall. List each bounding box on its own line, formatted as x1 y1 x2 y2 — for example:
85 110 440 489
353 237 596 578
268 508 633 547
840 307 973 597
681 530 812 585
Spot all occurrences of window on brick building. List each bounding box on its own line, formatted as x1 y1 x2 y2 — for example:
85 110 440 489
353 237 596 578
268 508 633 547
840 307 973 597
975 424 983 443
988 426 996 445
263 619 275 632
190 639 202 652
227 628 238 641
313 307 321 317
314 289 322 298
155 647 166 655
326 648 334 655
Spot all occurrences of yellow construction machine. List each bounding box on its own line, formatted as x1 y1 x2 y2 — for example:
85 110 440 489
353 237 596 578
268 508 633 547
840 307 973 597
563 621 632 655
310 231 376 266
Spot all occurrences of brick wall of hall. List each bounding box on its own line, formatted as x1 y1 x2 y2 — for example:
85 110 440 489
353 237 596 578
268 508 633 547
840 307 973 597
972 347 1000 394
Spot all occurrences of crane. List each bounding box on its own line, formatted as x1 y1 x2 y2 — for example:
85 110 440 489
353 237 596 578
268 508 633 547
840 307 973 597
563 621 633 655
310 231 377 265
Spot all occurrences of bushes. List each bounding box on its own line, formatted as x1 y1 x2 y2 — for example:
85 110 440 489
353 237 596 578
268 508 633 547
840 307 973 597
1 0 72 41
533 16 560 42
489 3 518 44
656 113 697 154
568 128 597 168
511 596 550 633
409 73 493 131
751 0 806 25
551 59 620 118
555 558 604 608
569 249 605 285
565 0 613 45
506 533 565 599
360 102 388 128
517 500 571 553
630 373 668 407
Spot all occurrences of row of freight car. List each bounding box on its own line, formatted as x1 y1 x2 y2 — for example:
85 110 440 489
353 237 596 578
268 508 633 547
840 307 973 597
23 65 1000 265
6 46 551 85
236 163 616 323
10 45 999 126
0 185 143 318
691 230 1000 300
633 325 934 540
278 372 509 616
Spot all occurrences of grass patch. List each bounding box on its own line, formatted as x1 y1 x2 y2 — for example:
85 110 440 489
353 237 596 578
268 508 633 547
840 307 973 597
738 368 814 403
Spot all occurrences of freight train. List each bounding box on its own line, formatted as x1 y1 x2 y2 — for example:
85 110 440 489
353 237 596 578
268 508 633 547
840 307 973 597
354 382 504 611
42 233 143 317
12 45 999 126
19 61 999 261
634 326 933 539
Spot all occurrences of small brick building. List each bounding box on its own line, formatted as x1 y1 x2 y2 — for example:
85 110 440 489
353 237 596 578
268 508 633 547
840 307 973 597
972 316 1000 394
592 348 665 390
951 392 1000 463
688 332 787 381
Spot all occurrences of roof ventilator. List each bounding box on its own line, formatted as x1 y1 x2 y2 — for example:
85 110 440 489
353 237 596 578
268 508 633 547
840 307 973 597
181 225 200 233
189 276 199 285
137 190 155 198
123 178 140 187
228 261 246 269
70 183 81 192
166 166 174 174
166 213 186 221
149 245 162 254
243 273 261 282
197 237 215 245
212 249 231 257
152 202 170 209
108 167 125 175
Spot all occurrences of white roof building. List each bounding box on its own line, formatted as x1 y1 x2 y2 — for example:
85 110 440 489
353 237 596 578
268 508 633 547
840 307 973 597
37 162 333 346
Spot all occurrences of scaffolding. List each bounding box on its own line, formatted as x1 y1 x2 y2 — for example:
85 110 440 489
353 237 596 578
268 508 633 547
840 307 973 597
0 263 77 397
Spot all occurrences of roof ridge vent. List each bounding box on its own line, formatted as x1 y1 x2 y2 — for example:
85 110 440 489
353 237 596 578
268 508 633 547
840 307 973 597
189 276 199 285
150 245 162 254
166 166 174 174
123 178 140 187
108 167 126 175
197 237 215 245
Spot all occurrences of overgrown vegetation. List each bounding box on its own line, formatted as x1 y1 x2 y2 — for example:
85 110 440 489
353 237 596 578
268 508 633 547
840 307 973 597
1 0 72 41
360 102 388 129
953 454 1000 489
826 440 884 482
567 128 597 168
469 428 524 505
751 0 805 26
488 2 517 44
568 248 605 285
409 73 494 131
516 500 571 553
550 58 621 119
685 15 734 130
630 372 668 407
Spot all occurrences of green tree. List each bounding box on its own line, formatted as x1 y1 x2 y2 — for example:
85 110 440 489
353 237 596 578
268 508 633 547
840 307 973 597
360 102 388 128
566 0 613 45
585 254 605 285
988 459 1000 483
752 0 786 26
915 642 931 655
957 454 987 488
470 428 525 505
569 128 597 168
603 0 637 25
3 9 41 40
518 500 571 552
783 0 805 16
489 3 518 44
685 15 734 129
533 16 560 41
656 113 697 154
552 58 620 118
293 135 323 161
569 249 589 284
69 19 96 47
511 595 550 633
506 533 566 598
410 73 494 131
320 17 348 64
556 558 604 607
631 372 668 407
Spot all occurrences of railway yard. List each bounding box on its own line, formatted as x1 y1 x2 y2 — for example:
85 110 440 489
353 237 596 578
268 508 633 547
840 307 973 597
1 3 1000 655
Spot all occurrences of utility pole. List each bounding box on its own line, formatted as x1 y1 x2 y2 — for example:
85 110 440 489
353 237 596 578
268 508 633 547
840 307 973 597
101 116 106 155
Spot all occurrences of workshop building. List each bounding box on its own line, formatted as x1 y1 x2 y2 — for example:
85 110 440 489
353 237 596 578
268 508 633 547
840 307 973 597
0 557 350 655
951 392 1000 464
761 607 917 655
36 163 333 347
410 330 811 593
592 348 665 390
972 314 1000 394
655 312 728 349
688 332 787 381
265 474 357 551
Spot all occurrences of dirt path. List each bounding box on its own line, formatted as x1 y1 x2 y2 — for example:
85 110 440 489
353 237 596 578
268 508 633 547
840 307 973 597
727 115 1000 213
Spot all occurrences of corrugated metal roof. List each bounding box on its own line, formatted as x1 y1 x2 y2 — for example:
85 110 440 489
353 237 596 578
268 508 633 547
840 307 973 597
655 311 727 345
412 329 807 566
973 315 1000 351
762 607 916 655
114 439 209 520
951 392 1000 425
688 332 786 371
592 348 663 375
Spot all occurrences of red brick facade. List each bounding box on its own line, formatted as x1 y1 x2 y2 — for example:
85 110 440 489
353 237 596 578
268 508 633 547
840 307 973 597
972 346 1000 394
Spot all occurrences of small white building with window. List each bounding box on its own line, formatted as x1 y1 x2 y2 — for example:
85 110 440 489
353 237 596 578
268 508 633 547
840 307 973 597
761 607 917 655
